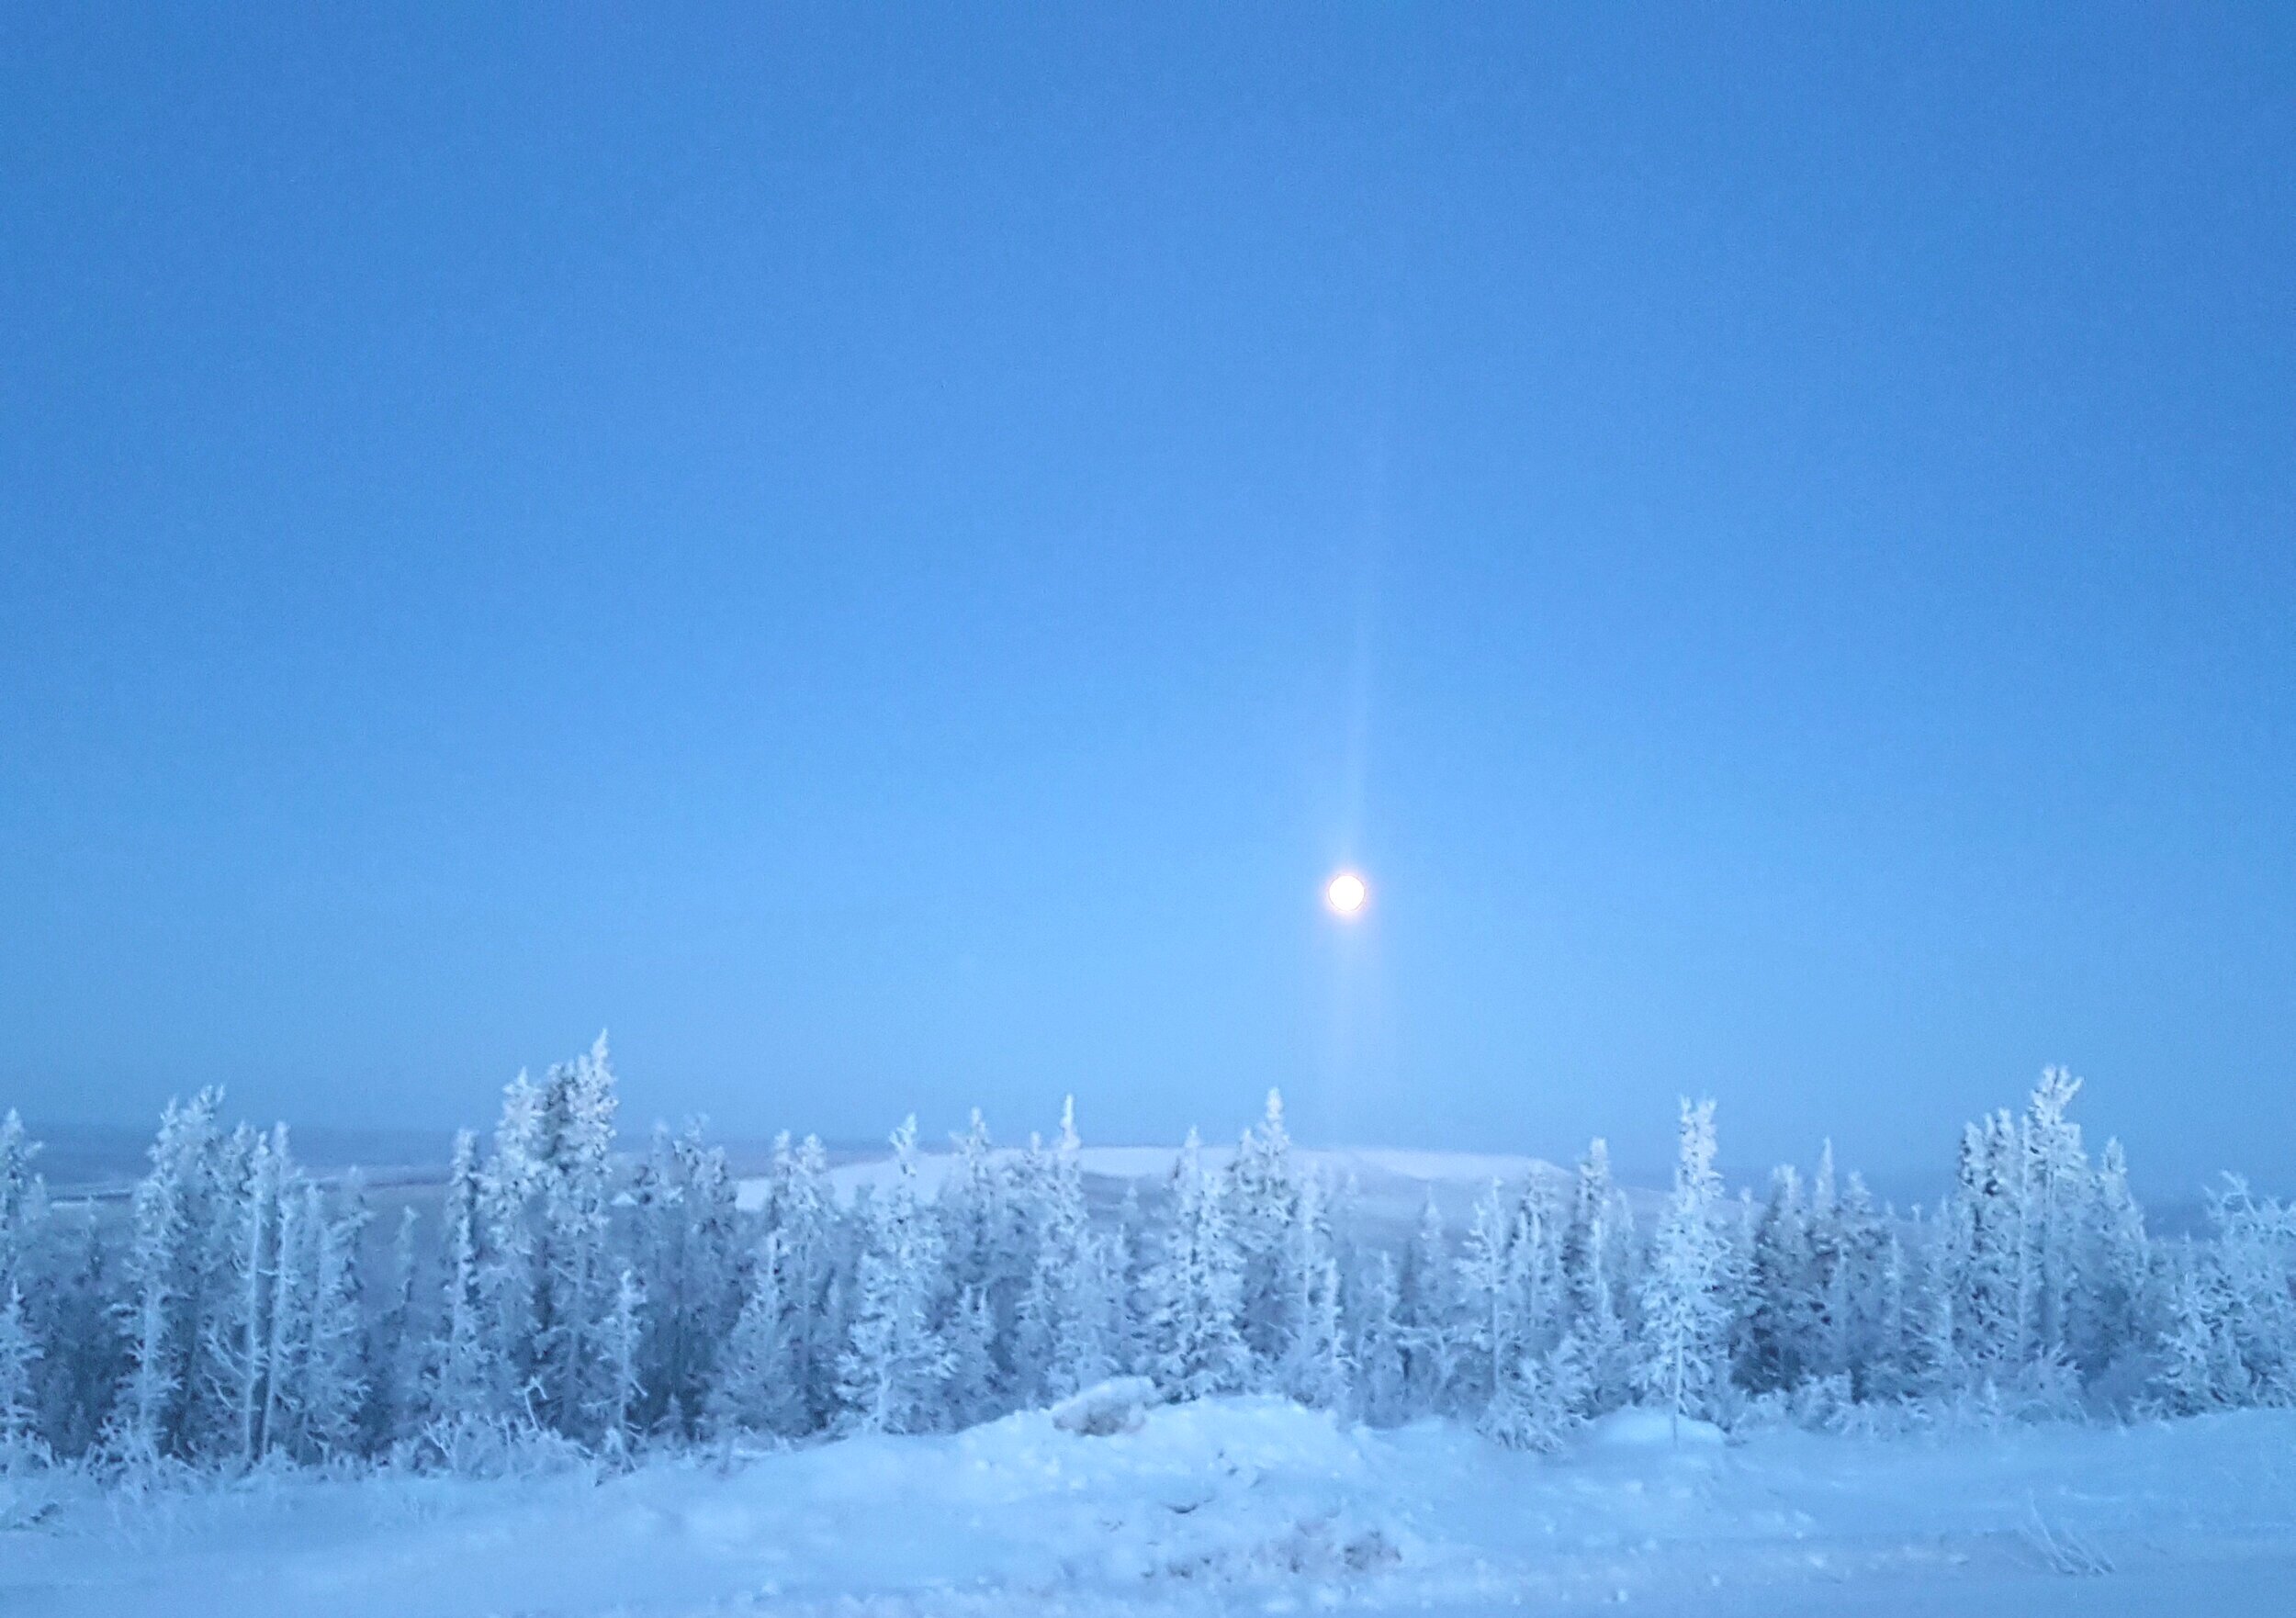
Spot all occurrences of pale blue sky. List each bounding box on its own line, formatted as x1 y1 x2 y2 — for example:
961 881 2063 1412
3 6 2291 1193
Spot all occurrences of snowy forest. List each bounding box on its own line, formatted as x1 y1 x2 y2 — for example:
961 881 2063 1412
1 1039 2290 1481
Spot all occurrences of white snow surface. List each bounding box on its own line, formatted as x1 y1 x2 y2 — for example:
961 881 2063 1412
8 1401 2295 1617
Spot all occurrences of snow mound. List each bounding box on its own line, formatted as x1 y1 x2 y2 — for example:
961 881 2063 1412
1050 1375 1160 1436
1582 1406 1728 1449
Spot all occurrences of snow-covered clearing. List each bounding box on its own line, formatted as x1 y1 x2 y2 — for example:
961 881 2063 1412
8 1400 2292 1617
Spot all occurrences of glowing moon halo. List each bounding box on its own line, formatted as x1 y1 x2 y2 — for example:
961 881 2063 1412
1324 870 1369 917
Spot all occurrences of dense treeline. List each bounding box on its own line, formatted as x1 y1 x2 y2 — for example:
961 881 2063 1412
1 1039 2290 1478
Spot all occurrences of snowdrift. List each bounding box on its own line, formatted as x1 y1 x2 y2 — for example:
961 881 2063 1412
9 1399 2296 1617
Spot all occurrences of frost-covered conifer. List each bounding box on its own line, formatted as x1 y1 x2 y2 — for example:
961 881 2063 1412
0 1282 40 1468
368 1206 423 1447
1909 1209 1965 1403
941 1285 999 1427
2154 1258 2236 1414
1457 1181 1516 1415
708 1227 806 1440
1398 1192 1458 1413
940 1111 1011 1340
1559 1140 1630 1410
477 1068 546 1417
298 1176 370 1459
1820 1171 1885 1389
768 1132 840 1429
0 1115 55 1465
837 1118 953 1433
536 1036 620 1440
2076 1138 2151 1376
597 1267 644 1457
0 1111 39 1299
2020 1069 2090 1365
1019 1100 1113 1404
114 1090 234 1464
469 1038 625 1441
1228 1090 1300 1385
1340 1249 1399 1425
1945 1114 2024 1378
433 1129 491 1417
1278 1175 1350 1410
1484 1332 1589 1453
33 1205 120 1458
1742 1165 1813 1393
1105 1183 1147 1372
2201 1176 2296 1403
1507 1178 1565 1359
261 1167 311 1456
1636 1099 1733 1430
229 1126 286 1462
630 1122 742 1436
1144 1129 1247 1400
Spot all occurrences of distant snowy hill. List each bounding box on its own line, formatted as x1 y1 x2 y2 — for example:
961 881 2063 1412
736 1142 1604 1232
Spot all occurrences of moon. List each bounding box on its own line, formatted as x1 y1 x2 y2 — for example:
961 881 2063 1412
1324 870 1369 917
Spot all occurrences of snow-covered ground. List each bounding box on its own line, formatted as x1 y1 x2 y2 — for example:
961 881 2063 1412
8 1399 2292 1617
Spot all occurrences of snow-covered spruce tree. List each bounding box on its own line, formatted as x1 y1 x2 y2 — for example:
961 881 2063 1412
1277 1173 1350 1410
1509 1175 1566 1359
1455 1181 1515 1420
260 1156 312 1458
758 1130 841 1430
0 1113 52 1466
1227 1089 1300 1388
1144 1128 1248 1401
1398 1190 1459 1414
228 1125 287 1464
1005 1122 1056 1407
2199 1176 2296 1405
431 1128 492 1420
2020 1068 2092 1370
1941 1113 2025 1387
112 1090 242 1466
32 1203 122 1458
1915 1073 2111 1411
1906 1207 1966 1406
597 1268 644 1458
837 1117 953 1434
473 1036 623 1441
366 1205 424 1451
2075 1138 2153 1382
476 1067 546 1421
1560 1139 1632 1414
1348 1248 1408 1425
2154 1250 2246 1414
1019 1099 1118 1404
629 1121 742 1437
940 1109 1021 1410
0 1280 40 1469
1636 1098 1734 1433
1109 1181 1152 1376
1739 1165 1814 1394
536 1036 621 1443
1463 1174 1580 1449
0 1112 39 1303
1828 1174 1899 1402
942 1285 999 1428
709 1228 808 1441
296 1175 371 1461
